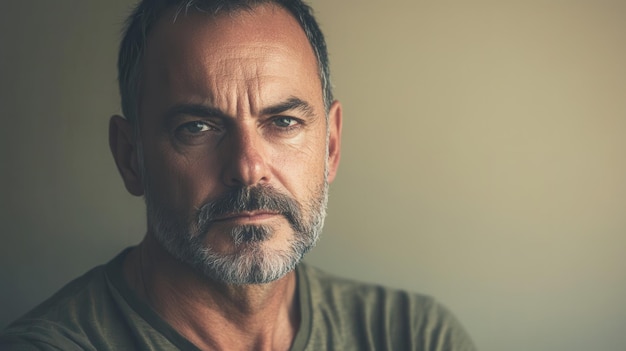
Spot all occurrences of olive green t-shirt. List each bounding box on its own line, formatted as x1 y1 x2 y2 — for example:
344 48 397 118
1 249 476 350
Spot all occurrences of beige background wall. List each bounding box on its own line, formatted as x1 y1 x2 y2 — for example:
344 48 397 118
1 1 625 350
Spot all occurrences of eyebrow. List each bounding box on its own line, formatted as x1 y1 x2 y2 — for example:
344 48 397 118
164 96 315 120
165 104 229 120
261 97 315 117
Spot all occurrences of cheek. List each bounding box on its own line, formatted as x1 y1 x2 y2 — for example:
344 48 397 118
270 133 327 198
144 141 222 211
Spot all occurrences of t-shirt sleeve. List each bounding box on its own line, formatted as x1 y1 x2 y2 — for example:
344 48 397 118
0 322 87 351
421 300 477 351
0 337 61 351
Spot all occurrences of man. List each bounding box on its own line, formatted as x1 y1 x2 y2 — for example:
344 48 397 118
1 0 476 350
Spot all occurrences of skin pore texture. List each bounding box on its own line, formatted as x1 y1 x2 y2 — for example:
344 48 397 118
108 4 342 351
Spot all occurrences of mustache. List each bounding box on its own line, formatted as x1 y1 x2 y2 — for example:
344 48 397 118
195 185 304 233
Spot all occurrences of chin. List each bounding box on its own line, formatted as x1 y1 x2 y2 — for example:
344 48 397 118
195 240 304 285
154 222 313 285
193 225 307 284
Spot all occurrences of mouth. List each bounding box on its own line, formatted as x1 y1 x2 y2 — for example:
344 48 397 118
212 211 281 223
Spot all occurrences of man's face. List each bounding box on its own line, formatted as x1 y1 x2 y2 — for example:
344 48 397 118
133 5 341 284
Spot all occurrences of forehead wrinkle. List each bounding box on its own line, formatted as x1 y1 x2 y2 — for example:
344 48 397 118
206 48 284 118
248 54 264 117
206 58 263 119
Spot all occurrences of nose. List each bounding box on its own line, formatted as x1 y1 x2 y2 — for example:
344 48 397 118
221 126 270 187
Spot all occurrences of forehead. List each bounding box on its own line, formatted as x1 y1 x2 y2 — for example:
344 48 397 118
139 4 322 114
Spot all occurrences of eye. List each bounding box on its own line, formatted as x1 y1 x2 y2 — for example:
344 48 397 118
173 121 221 144
272 117 299 128
178 121 212 134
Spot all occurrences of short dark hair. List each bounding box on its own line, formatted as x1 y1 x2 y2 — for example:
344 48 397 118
118 0 333 127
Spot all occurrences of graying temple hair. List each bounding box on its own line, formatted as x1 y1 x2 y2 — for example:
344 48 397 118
118 0 333 127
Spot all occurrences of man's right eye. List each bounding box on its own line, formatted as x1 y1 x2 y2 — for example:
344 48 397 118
177 121 212 134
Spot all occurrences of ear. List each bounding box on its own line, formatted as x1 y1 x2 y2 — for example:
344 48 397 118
109 115 144 196
326 100 342 183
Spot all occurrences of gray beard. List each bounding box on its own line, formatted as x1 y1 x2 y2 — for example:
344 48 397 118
144 182 328 285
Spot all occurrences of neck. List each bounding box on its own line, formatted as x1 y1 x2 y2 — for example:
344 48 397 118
124 234 300 351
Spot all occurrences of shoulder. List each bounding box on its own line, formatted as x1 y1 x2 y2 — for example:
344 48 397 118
1 264 110 350
299 263 438 315
298 264 476 351
0 252 135 351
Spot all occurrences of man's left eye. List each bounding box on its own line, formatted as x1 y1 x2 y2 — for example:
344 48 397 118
273 117 298 128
